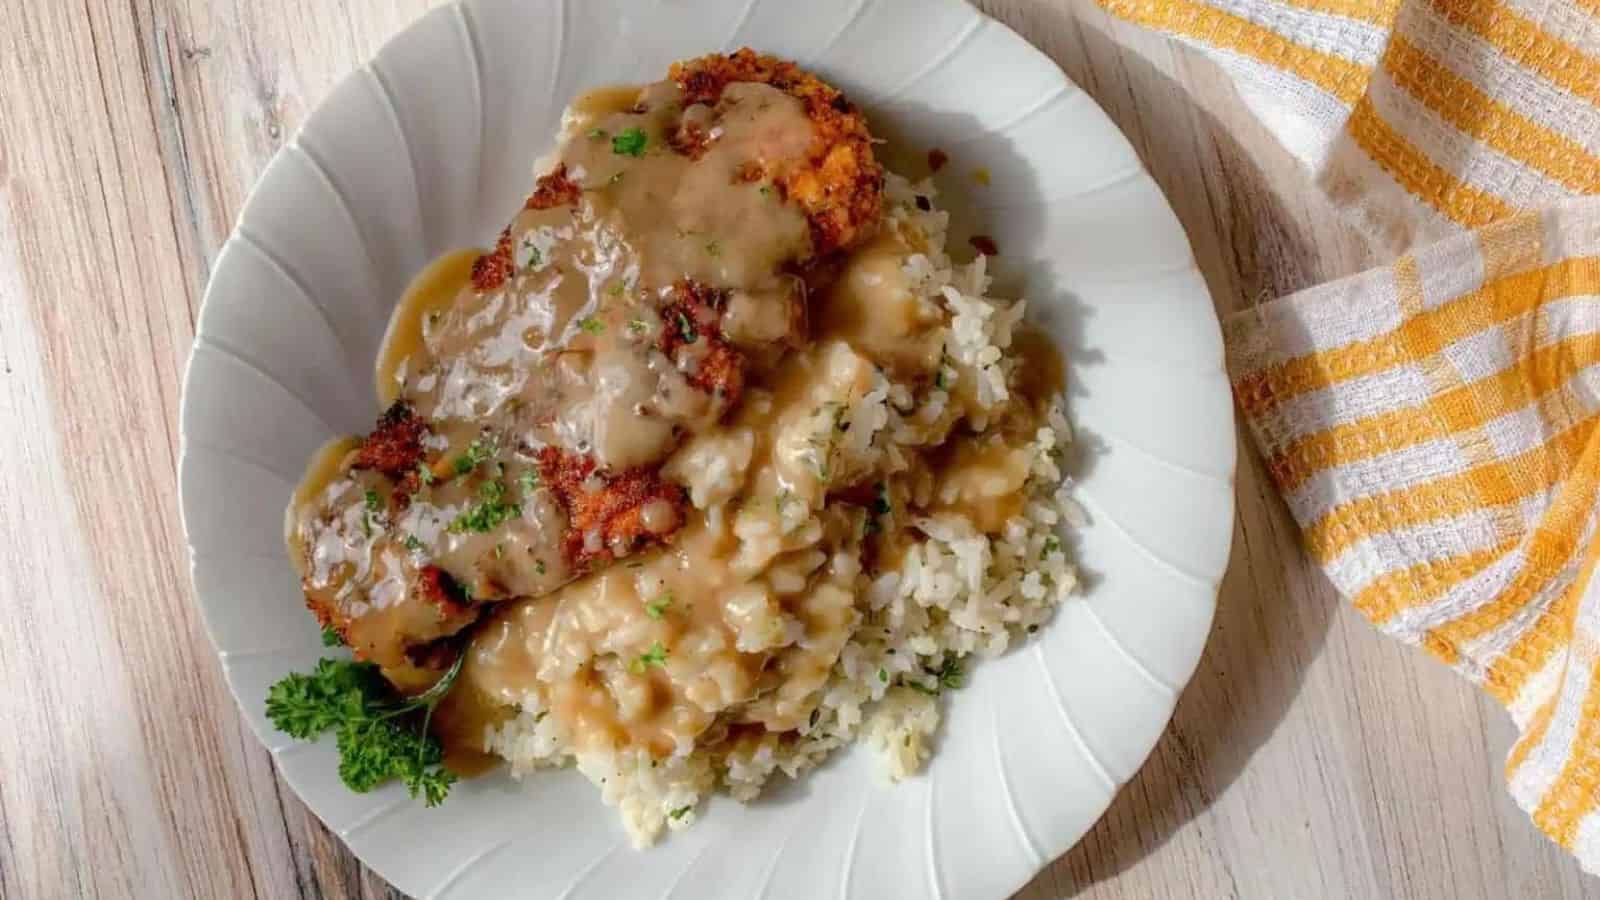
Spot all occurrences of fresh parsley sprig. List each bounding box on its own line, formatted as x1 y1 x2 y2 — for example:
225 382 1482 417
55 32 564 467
265 652 465 807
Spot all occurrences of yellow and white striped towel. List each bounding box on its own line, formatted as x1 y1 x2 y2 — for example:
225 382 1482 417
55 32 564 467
1097 0 1600 872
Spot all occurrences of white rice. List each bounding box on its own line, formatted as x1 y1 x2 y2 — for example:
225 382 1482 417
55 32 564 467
484 171 1079 846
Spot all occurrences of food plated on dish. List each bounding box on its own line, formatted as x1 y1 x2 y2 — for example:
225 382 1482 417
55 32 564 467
271 50 1078 847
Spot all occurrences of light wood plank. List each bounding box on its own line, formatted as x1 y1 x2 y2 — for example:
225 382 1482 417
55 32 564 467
0 0 1593 897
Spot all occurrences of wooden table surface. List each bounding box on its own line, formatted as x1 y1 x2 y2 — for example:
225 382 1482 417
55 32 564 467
3 0 1596 897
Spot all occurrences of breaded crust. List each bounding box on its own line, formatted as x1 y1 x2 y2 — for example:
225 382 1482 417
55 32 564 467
537 447 687 567
471 165 583 293
353 402 430 477
657 280 744 406
670 48 883 256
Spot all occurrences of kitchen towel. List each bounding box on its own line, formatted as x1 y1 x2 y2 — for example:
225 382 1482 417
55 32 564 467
1098 0 1600 871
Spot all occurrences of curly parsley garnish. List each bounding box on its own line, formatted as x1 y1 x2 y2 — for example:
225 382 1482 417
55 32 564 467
611 127 648 157
265 653 464 807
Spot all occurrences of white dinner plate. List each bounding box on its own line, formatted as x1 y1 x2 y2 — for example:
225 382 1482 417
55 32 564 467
178 1 1235 896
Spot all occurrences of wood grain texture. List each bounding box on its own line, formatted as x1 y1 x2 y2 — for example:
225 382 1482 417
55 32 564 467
0 0 1593 897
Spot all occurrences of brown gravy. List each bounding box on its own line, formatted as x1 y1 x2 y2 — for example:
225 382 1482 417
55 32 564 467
285 77 831 689
286 74 1064 776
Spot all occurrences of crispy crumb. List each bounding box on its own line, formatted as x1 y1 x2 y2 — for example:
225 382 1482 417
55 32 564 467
353 402 430 477
670 49 883 256
526 162 583 210
657 280 745 408
538 448 687 567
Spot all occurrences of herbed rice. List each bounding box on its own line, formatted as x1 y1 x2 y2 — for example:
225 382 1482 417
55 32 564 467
485 171 1080 846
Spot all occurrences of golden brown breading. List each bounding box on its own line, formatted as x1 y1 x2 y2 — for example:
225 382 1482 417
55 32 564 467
471 165 583 293
537 447 687 567
414 564 474 620
670 48 884 256
524 163 583 211
657 280 745 405
470 228 515 293
353 402 430 477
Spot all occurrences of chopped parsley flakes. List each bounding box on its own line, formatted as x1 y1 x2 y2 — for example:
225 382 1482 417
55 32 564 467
1039 535 1061 561
403 535 424 553
364 489 382 512
321 625 343 647
674 311 697 343
518 469 540 495
416 461 435 485
630 641 668 674
448 480 522 534
453 437 495 475
901 657 966 696
611 127 648 157
668 805 692 821
645 593 673 619
579 316 605 335
935 657 965 691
